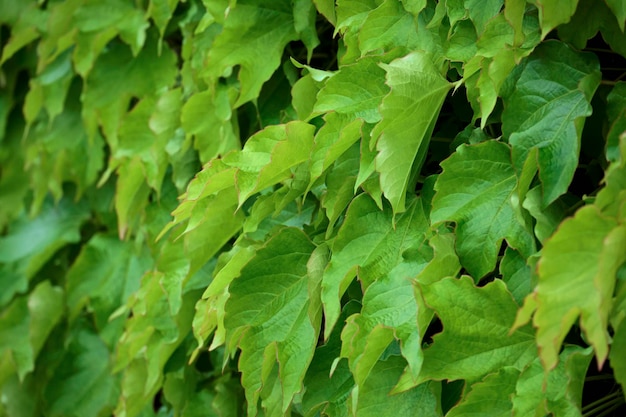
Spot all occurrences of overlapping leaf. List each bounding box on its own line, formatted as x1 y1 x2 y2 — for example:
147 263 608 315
417 276 537 383
203 0 300 107
431 140 535 278
514 135 626 369
513 207 626 369
321 194 431 340
224 228 318 415
373 51 450 214
502 41 601 206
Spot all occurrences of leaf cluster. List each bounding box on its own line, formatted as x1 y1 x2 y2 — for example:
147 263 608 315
1 0 626 416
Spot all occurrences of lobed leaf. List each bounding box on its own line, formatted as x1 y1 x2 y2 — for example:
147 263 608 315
513 206 626 369
373 51 450 215
431 140 535 278
502 41 601 207
417 276 536 384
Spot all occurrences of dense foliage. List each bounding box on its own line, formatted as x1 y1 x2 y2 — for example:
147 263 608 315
1 0 626 415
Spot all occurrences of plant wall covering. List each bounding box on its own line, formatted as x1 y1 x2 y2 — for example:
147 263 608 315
1 0 626 416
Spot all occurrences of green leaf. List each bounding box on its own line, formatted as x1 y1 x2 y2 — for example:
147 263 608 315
606 82 626 163
66 234 153 337
309 112 363 186
502 41 601 206
500 248 532 306
463 11 541 126
0 4 46 65
114 157 152 239
606 0 626 31
223 121 315 207
301 302 357 417
513 206 626 369
44 329 118 417
181 86 239 164
448 345 591 417
0 298 32 381
204 0 299 107
430 140 535 279
321 194 431 340
355 356 441 416
529 0 579 38
595 132 626 219
358 0 419 55
373 51 450 214
321 143 360 234
224 228 318 415
0 197 89 306
0 281 64 382
611 318 626 394
313 55 390 123
512 346 592 417
149 0 180 38
339 216 434 386
82 35 177 143
522 186 577 243
417 276 536 383
447 367 519 416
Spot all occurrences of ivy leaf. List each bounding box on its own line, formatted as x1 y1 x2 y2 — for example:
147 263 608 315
358 0 419 55
223 121 315 207
611 319 626 394
513 206 626 369
373 51 450 214
321 194 431 340
301 302 358 417
522 186 577 243
224 228 318 415
204 0 299 107
528 0 579 38
339 224 433 387
66 234 152 333
417 277 536 384
499 248 532 306
313 55 390 123
512 346 592 416
606 0 626 31
309 112 363 186
0 281 64 380
180 86 239 164
355 356 441 416
430 140 535 279
44 329 118 417
446 367 519 416
502 41 601 206
0 197 89 306
321 143 360 234
82 35 177 143
606 82 626 162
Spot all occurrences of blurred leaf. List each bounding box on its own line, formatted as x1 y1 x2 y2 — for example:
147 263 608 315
0 197 89 306
44 328 118 417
